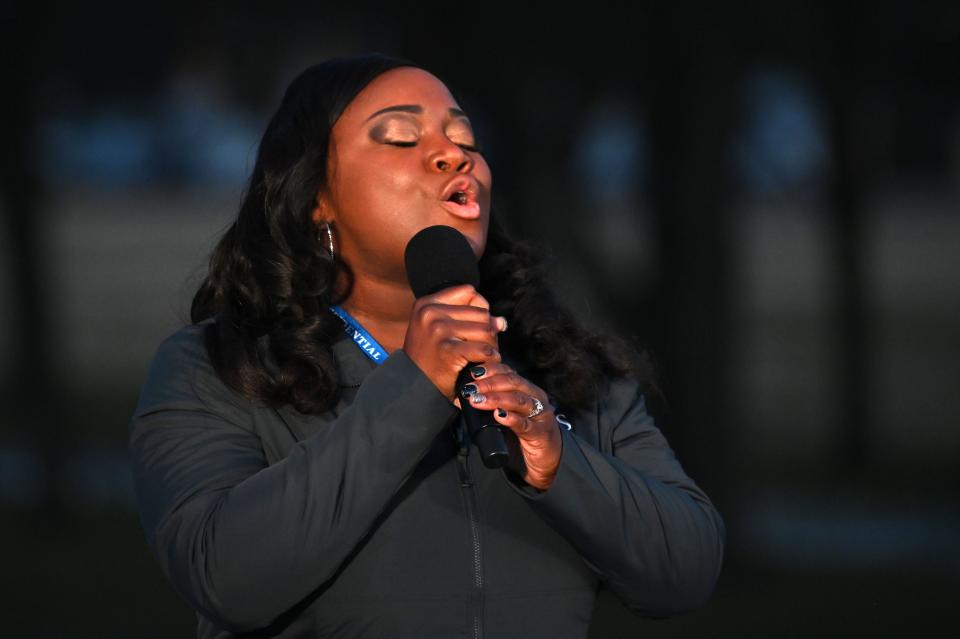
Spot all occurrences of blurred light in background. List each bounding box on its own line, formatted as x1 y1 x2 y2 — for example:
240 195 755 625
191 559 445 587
563 95 657 320
734 69 831 197
39 69 261 188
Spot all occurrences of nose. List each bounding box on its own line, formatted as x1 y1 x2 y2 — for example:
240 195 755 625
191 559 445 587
427 138 472 173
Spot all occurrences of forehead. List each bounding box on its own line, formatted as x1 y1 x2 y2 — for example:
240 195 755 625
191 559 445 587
337 67 460 123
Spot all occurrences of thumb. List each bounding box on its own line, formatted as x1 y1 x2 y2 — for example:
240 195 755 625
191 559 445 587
430 283 483 307
465 290 490 311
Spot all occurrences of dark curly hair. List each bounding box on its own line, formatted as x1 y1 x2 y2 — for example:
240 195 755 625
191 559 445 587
190 53 662 416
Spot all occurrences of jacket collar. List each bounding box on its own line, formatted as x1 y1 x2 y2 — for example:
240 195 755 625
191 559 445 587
332 334 378 387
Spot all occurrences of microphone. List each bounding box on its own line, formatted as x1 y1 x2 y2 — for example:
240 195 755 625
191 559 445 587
404 225 515 469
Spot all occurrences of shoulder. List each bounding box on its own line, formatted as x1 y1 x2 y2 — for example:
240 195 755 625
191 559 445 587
138 319 215 397
597 375 648 420
149 319 214 373
132 318 252 423
572 375 652 440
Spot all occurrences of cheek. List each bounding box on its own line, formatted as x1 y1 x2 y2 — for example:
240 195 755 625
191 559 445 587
477 156 493 186
471 154 493 190
337 160 435 260
338 158 420 220
476 160 493 214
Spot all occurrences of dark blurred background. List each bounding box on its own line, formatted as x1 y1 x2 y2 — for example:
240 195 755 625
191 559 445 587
2 1 958 636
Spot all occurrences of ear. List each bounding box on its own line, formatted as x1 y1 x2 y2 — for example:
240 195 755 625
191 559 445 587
311 190 333 225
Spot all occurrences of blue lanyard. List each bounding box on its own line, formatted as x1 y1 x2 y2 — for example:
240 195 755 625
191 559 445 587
329 305 389 365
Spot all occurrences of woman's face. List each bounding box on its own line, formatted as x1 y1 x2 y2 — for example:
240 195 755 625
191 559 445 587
313 66 493 284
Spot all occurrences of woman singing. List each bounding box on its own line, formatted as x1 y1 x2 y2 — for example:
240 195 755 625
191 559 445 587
128 53 725 638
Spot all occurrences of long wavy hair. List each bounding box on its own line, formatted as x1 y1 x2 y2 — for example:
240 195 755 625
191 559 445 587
191 53 662 416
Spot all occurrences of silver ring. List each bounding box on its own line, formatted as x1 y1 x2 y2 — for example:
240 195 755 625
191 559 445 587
526 397 545 419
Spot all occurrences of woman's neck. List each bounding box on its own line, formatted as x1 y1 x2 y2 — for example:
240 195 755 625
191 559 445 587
341 276 416 355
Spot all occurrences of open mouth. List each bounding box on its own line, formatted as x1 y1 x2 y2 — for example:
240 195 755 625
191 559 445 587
439 177 481 220
440 189 481 220
448 191 470 205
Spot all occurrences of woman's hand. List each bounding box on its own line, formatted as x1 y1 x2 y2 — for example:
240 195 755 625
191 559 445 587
461 365 562 491
401 284 507 403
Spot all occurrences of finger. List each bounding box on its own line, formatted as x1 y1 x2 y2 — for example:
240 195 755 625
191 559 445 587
466 389 544 419
418 304 507 333
417 284 493 315
486 399 553 439
438 319 500 346
422 284 481 307
464 361 512 381
491 405 535 436
465 291 491 311
444 340 502 367
459 365 522 399
464 366 546 399
419 303 495 323
468 370 543 397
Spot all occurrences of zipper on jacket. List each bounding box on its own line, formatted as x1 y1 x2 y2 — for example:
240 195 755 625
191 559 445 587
455 420 483 639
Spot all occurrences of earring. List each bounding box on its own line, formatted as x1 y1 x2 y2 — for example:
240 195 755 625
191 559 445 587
324 222 335 258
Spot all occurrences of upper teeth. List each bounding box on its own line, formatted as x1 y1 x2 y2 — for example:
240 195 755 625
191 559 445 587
451 191 468 205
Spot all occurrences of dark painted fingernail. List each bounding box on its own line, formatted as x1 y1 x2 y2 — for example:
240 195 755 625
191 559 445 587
460 383 478 397
470 366 486 378
497 408 507 418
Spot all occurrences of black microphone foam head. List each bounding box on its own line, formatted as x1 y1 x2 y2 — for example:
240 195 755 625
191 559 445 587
404 225 480 298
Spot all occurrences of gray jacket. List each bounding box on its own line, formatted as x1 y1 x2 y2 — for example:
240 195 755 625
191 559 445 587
128 318 725 638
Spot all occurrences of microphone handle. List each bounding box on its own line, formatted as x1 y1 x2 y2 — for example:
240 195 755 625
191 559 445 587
455 365 517 469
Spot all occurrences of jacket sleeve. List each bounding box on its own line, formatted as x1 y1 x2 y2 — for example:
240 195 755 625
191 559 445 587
499 377 725 617
128 328 459 633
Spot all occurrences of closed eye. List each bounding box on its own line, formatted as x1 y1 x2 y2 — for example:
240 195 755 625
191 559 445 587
386 140 482 153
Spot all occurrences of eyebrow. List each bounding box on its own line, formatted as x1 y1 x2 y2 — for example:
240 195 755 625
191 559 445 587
364 105 469 122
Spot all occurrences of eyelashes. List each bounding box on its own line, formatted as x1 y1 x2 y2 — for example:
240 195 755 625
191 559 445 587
386 140 482 153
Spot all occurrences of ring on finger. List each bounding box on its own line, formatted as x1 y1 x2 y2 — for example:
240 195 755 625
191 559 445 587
526 397 545 419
